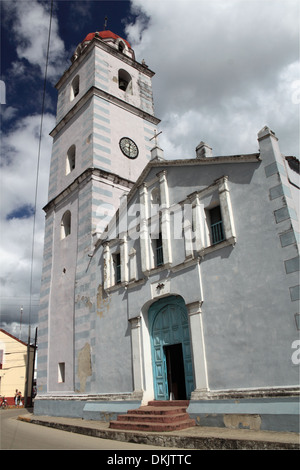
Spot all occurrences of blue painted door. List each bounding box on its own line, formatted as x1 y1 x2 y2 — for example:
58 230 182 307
149 296 194 400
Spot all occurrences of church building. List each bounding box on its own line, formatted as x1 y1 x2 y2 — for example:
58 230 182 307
35 29 300 432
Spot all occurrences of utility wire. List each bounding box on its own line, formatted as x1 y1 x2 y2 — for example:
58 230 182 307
28 0 53 333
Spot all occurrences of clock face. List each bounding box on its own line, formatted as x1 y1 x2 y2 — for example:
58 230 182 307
119 137 139 159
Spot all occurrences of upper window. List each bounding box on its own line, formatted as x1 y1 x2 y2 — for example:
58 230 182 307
66 145 76 175
113 253 121 284
209 206 225 245
61 211 71 239
118 69 132 93
70 75 80 101
155 232 164 267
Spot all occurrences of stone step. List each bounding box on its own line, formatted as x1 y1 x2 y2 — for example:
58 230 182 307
128 405 188 415
109 400 195 432
148 400 190 407
109 418 196 432
117 411 189 423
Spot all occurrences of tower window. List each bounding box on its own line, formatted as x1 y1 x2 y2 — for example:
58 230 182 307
70 75 80 101
61 211 71 239
209 206 225 245
66 145 76 175
58 362 65 383
118 69 132 93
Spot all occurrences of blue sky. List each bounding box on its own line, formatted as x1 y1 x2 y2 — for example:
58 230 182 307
1 1 136 125
0 0 299 341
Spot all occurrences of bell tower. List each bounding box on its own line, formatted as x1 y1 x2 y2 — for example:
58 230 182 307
37 30 160 393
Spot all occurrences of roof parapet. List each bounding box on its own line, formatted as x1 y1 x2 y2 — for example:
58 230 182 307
196 141 213 158
257 125 278 141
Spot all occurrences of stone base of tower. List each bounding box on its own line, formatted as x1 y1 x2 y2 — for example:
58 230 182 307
33 392 143 422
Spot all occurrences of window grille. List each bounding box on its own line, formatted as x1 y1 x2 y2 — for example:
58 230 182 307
211 220 225 244
210 206 225 245
156 233 164 266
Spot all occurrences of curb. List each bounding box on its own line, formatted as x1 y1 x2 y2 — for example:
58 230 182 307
17 415 300 450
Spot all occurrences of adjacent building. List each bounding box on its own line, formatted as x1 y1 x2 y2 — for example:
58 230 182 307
35 29 299 432
0 329 36 406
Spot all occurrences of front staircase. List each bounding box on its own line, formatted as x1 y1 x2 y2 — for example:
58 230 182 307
109 400 195 432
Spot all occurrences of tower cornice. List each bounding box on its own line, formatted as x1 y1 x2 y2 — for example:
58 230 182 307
43 167 135 214
50 85 160 138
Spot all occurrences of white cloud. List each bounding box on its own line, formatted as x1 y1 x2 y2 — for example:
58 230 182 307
126 0 300 157
3 0 68 81
1 113 54 217
1 106 18 122
1 0 64 336
0 113 54 328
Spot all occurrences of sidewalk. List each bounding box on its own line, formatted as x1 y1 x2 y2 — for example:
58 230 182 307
18 412 300 450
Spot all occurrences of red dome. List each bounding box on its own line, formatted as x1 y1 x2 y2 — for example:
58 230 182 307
82 30 131 49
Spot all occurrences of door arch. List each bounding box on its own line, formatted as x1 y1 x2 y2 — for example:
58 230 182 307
149 296 194 400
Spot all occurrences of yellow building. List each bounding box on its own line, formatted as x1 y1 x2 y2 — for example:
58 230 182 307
0 329 36 406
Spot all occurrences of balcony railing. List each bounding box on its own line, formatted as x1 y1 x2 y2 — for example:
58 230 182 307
156 245 164 267
211 220 225 245
116 264 121 283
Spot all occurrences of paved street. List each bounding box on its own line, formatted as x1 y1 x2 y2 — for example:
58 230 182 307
0 408 178 450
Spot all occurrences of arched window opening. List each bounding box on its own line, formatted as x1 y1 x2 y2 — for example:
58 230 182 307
66 145 76 175
70 75 80 101
118 69 132 93
61 211 71 239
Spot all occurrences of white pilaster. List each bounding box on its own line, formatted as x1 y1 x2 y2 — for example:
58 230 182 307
186 300 208 394
139 184 150 272
103 243 111 290
218 176 236 243
120 235 128 283
129 316 143 393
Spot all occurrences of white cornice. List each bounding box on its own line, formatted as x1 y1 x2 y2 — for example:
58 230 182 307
43 167 134 214
125 153 260 206
49 86 160 138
